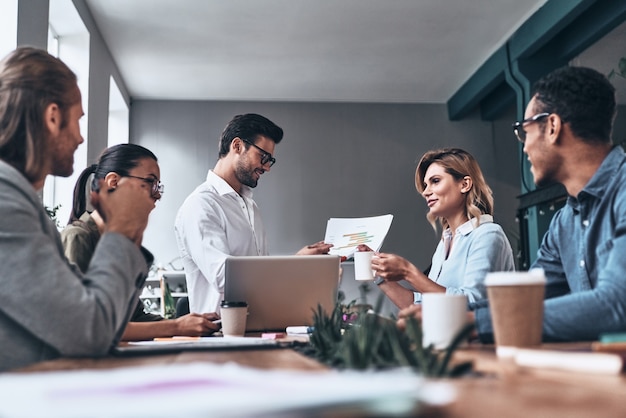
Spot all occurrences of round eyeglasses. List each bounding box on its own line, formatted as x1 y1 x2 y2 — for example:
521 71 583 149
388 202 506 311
512 113 550 143
124 175 164 198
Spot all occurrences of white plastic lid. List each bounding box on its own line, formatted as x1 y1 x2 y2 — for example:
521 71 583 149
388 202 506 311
485 269 546 286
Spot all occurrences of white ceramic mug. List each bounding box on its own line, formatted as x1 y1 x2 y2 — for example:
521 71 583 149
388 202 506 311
421 293 468 349
354 251 375 281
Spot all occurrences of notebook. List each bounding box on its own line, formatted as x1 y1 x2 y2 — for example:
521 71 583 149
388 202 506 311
224 255 341 332
112 336 286 356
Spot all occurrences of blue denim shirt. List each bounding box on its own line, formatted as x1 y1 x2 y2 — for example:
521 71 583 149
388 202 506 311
475 146 626 342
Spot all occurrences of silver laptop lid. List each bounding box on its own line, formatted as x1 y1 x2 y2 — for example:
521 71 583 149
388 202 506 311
224 255 340 332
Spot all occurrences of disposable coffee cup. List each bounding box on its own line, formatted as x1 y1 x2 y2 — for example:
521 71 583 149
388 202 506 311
220 300 248 337
354 251 375 281
485 270 546 358
422 293 468 349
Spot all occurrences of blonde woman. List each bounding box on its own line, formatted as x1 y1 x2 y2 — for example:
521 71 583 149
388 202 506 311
359 148 514 309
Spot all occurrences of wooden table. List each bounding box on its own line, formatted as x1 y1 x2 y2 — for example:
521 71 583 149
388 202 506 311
17 347 327 373
448 343 626 417
13 342 626 417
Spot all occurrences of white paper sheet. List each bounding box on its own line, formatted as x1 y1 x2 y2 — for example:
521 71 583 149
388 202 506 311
0 362 455 417
324 214 394 258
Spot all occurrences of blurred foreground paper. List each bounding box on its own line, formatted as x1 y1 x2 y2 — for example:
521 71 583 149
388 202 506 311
324 214 394 258
0 362 455 417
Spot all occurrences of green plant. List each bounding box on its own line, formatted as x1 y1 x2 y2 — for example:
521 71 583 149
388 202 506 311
309 297 474 377
162 282 176 319
44 204 62 228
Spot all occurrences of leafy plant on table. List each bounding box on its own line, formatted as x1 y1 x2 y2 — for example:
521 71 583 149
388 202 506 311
309 297 474 377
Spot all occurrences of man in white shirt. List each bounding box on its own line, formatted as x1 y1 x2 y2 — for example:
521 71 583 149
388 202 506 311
175 113 332 314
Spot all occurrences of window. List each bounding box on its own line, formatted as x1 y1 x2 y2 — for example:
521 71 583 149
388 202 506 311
108 76 129 147
45 0 90 227
0 0 17 59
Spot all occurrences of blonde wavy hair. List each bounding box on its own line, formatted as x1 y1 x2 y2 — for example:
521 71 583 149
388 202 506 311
415 148 493 232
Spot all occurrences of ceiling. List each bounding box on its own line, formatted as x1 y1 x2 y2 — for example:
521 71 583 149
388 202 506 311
81 0 551 104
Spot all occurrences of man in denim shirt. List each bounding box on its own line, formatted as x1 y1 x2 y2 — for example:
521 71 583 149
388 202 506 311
472 66 625 342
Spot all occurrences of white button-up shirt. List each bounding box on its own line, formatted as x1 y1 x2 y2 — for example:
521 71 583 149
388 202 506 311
175 170 269 314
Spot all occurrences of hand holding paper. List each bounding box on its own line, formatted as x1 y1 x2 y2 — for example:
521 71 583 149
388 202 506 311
323 214 393 258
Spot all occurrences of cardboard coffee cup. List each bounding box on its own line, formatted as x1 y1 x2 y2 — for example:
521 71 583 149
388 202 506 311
354 251 375 281
485 270 546 357
220 300 248 337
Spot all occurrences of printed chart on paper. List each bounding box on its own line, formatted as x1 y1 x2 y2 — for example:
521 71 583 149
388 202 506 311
323 214 393 258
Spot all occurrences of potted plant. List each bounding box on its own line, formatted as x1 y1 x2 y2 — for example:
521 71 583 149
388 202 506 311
307 296 474 377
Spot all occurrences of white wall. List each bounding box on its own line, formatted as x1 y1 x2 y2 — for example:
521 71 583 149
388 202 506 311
131 100 522 272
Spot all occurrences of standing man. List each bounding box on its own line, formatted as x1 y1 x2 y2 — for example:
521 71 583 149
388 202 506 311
0 47 156 371
175 113 331 314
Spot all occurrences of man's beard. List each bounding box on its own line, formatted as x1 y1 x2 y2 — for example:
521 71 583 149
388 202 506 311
50 150 75 178
235 161 259 188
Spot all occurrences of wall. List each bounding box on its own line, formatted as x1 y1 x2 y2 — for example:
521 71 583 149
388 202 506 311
131 100 521 271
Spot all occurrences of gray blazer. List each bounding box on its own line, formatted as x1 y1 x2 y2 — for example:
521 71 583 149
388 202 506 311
0 160 151 371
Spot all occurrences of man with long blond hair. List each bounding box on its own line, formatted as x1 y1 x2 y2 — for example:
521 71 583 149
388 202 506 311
0 47 155 371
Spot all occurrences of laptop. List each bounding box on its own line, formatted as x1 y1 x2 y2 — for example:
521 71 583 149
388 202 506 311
224 255 340 332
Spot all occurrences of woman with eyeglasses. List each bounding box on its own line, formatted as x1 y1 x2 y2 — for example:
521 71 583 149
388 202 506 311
62 143 220 340
358 147 515 310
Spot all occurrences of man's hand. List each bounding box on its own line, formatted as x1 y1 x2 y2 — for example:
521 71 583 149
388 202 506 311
174 312 221 336
296 241 333 255
396 304 422 331
91 177 156 246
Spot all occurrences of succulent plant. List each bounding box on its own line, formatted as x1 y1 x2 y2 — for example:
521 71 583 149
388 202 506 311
308 296 474 377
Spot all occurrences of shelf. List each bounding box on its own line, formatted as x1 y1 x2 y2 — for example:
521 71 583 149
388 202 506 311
138 270 188 317
139 294 160 299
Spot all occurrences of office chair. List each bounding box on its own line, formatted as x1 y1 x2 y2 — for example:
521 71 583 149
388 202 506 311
175 296 190 318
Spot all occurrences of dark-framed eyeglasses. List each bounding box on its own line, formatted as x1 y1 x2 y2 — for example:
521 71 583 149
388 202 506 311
241 138 276 167
512 112 550 143
124 175 164 198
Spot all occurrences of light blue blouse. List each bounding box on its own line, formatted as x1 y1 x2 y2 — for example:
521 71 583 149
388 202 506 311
414 214 515 304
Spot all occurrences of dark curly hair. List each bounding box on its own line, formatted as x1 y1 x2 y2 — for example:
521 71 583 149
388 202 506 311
531 66 616 144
